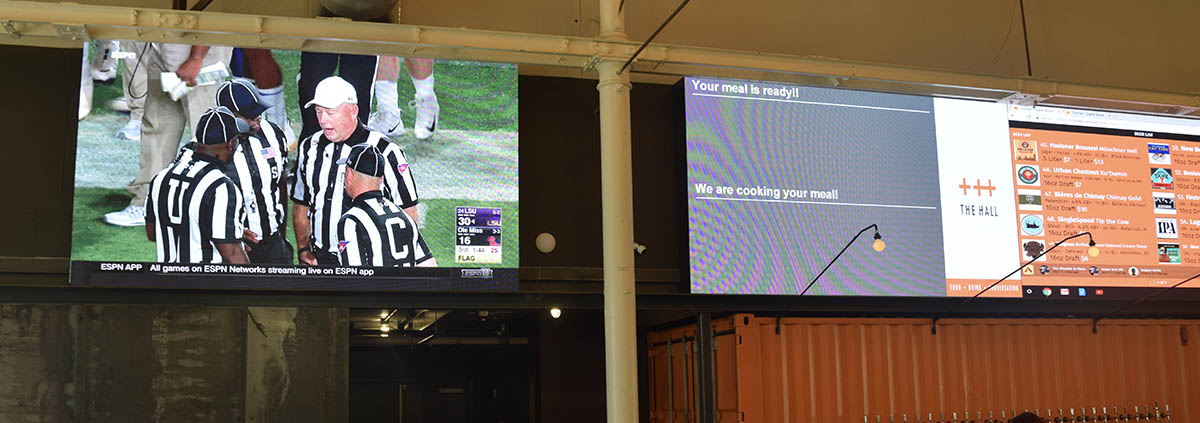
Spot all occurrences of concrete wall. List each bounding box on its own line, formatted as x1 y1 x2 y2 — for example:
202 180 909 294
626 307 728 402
0 304 347 423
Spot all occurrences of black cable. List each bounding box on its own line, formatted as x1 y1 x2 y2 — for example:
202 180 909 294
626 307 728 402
617 0 690 75
126 42 151 100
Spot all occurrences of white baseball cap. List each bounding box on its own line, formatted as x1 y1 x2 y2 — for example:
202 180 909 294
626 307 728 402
304 76 358 109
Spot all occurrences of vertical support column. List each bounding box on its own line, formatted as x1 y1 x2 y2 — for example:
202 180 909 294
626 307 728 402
596 0 637 421
695 313 715 423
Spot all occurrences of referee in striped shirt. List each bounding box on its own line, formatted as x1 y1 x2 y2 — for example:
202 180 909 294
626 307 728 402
173 79 293 263
337 144 435 267
216 79 293 263
145 107 249 264
291 76 421 265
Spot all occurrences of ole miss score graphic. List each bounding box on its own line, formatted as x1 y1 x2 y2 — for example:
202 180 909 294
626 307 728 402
455 206 503 264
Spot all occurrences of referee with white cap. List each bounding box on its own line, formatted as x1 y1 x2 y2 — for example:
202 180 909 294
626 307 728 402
337 144 435 267
145 107 249 264
291 76 422 266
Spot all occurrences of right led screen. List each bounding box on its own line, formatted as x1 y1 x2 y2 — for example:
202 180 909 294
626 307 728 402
686 76 1200 297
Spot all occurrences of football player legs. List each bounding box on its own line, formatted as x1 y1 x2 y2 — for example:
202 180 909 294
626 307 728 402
404 58 438 140
369 57 437 139
368 56 404 136
237 48 297 147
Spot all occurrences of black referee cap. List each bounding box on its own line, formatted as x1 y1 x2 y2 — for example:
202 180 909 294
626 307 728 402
216 78 268 119
196 107 250 145
338 144 386 177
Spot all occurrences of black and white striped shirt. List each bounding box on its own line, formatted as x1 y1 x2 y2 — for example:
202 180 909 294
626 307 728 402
175 122 288 239
146 153 245 263
291 124 419 254
337 191 432 267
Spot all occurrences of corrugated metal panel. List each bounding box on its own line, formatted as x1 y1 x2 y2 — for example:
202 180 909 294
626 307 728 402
648 316 1199 423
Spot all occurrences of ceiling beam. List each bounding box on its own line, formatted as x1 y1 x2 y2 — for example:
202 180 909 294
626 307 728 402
0 2 1196 111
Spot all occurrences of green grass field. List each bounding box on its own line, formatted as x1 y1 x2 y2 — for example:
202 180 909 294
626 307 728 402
73 187 518 267
76 45 519 267
272 51 518 133
88 47 518 133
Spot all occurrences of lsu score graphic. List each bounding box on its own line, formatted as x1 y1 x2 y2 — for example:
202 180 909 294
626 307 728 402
456 206 503 264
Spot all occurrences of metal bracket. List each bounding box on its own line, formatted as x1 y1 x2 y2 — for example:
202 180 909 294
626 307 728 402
998 92 1040 106
583 55 601 73
0 20 19 39
53 24 89 42
154 12 197 29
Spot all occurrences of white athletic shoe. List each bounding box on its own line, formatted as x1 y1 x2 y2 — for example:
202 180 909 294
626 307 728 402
411 95 439 140
116 120 141 141
107 97 131 113
369 111 406 137
103 205 145 227
90 68 116 84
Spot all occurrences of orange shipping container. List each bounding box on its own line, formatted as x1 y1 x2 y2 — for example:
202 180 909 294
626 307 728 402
647 315 1199 423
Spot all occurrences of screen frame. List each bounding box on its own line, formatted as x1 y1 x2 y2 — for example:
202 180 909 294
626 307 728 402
678 75 1200 304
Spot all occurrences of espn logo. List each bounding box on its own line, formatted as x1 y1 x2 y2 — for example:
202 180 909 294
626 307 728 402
461 268 494 279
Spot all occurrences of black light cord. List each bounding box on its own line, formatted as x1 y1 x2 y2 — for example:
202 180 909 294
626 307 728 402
776 224 881 334
933 231 1095 334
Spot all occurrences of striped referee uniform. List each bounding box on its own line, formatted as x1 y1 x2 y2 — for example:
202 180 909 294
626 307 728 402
291 124 419 258
146 153 245 263
175 122 288 241
337 191 432 266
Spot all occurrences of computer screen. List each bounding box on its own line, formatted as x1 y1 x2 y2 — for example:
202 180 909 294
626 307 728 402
71 41 518 290
686 76 1200 298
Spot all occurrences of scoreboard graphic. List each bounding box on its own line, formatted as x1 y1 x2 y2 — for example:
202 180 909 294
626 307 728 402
455 206 503 264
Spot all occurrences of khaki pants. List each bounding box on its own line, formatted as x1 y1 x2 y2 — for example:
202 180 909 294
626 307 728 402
127 43 232 207
119 40 148 123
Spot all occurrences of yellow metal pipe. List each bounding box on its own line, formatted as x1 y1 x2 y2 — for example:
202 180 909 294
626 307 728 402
2 0 1198 112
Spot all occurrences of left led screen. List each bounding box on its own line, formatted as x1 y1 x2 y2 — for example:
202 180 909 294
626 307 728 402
71 40 518 290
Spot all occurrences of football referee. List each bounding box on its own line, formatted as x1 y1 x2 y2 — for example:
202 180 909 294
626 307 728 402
291 76 421 266
145 107 249 264
337 144 435 267
171 79 292 263
215 79 293 263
